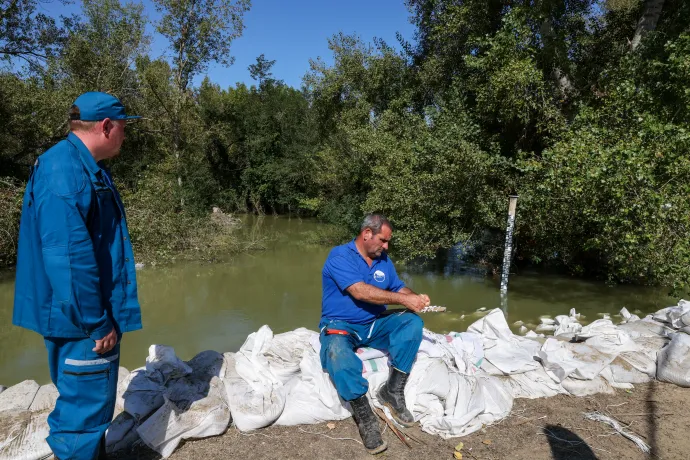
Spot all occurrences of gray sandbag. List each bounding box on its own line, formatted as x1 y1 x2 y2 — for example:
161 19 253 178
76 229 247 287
657 332 690 387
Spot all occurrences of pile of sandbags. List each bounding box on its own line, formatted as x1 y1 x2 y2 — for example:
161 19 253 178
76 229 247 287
0 380 57 460
5 299 690 460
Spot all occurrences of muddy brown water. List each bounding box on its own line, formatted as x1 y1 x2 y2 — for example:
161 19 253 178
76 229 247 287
0 216 676 386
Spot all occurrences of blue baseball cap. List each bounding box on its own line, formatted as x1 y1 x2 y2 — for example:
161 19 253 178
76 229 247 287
70 92 141 121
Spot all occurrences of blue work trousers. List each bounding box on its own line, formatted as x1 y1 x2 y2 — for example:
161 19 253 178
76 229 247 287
44 337 120 460
319 310 423 401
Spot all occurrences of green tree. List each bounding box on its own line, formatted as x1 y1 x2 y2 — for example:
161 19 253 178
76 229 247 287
248 53 276 87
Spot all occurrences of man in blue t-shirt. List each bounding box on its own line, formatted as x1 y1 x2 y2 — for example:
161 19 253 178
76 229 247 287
319 214 430 454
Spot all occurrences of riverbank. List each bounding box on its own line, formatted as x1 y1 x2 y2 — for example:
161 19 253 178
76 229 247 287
117 380 687 460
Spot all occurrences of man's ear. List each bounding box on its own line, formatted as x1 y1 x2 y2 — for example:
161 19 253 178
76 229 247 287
102 118 112 135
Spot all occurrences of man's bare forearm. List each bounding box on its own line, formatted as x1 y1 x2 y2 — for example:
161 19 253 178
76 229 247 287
398 287 415 295
347 282 409 306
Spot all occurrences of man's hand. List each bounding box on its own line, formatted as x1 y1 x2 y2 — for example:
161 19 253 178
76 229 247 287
93 327 117 354
403 293 431 312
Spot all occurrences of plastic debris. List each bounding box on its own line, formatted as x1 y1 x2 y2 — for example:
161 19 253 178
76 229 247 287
584 412 650 453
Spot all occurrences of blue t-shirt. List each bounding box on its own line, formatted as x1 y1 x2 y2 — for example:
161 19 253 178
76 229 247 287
321 240 406 325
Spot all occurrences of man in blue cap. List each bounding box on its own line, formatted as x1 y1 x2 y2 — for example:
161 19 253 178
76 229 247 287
319 214 430 454
13 92 143 460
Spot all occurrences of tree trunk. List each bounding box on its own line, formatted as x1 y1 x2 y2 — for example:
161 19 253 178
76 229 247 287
631 0 665 51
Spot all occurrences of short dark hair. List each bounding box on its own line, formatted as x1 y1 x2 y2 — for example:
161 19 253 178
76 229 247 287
360 214 392 235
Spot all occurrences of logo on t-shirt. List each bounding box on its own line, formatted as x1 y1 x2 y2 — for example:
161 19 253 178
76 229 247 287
373 270 386 282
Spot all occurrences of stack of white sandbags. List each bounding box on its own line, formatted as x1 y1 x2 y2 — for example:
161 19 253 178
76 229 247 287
6 299 690 459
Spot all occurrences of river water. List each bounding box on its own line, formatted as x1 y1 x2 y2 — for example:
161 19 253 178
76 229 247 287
0 216 676 386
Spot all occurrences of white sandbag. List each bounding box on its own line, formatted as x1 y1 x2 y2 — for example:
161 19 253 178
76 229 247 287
235 326 284 392
554 318 582 337
146 345 193 383
0 409 52 460
599 367 634 390
106 412 140 454
502 368 568 399
578 320 639 355
536 324 557 332
0 384 55 460
275 350 351 426
354 346 387 361
28 384 58 412
632 335 670 360
620 307 641 323
0 380 39 413
221 352 286 432
476 375 513 422
138 376 230 458
362 357 389 376
562 376 615 396
608 357 652 384
114 367 131 418
538 339 615 382
265 328 316 384
618 319 672 339
418 374 484 438
468 309 540 374
419 373 513 439
419 330 484 375
657 332 690 387
653 300 690 330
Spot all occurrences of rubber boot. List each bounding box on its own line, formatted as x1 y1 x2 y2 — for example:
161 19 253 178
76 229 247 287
350 395 387 455
377 367 415 427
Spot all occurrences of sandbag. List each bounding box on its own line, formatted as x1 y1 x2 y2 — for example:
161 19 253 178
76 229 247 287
118 368 166 421
138 376 230 458
275 350 351 426
468 309 541 374
502 368 568 399
618 319 673 339
562 376 615 396
538 339 616 382
106 412 140 454
0 383 55 460
653 300 690 331
0 409 52 460
657 332 690 387
608 356 652 384
0 380 39 413
222 351 287 432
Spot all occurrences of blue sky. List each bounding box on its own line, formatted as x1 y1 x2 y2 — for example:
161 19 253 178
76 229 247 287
38 0 416 89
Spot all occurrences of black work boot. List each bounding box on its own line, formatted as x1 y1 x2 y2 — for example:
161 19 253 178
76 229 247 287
377 367 415 427
350 395 388 455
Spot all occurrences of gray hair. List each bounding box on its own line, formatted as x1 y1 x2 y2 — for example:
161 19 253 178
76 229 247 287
360 214 392 235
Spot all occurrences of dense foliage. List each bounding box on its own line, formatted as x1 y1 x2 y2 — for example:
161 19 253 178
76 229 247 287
1 0 689 288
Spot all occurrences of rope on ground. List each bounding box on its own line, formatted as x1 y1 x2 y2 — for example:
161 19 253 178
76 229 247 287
584 411 651 454
297 427 363 445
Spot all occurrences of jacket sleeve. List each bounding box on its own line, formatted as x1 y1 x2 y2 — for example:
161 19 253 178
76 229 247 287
34 181 113 341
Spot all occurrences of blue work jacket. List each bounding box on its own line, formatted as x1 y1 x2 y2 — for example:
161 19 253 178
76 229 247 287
13 132 142 340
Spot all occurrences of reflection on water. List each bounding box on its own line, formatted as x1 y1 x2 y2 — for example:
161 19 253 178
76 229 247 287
0 216 676 386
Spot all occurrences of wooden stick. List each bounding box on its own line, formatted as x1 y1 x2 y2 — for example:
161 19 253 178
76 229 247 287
373 407 411 448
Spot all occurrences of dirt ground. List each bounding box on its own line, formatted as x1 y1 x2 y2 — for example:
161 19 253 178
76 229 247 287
116 381 689 460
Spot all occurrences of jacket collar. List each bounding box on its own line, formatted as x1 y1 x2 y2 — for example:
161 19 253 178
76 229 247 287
67 132 101 176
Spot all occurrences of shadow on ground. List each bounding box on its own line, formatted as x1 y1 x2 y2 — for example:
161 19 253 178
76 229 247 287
544 424 598 460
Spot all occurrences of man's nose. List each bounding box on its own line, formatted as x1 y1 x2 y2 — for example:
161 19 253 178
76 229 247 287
382 242 389 250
